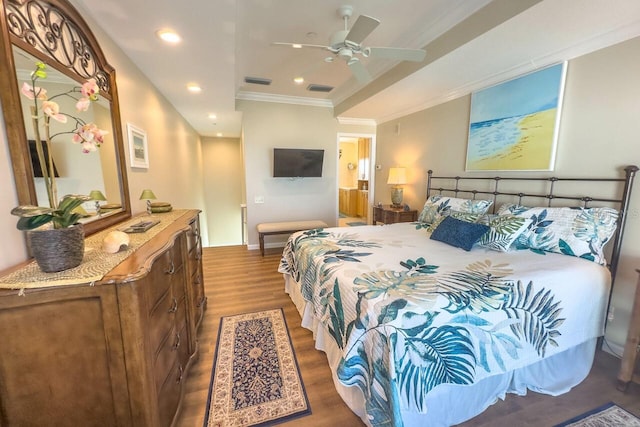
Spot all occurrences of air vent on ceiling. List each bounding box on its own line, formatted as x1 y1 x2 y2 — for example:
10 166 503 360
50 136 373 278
244 76 272 85
307 84 334 93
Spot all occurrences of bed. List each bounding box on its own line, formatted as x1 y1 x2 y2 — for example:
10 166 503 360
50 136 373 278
278 166 637 427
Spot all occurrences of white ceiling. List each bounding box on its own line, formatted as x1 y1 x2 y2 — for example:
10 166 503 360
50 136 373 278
70 0 640 138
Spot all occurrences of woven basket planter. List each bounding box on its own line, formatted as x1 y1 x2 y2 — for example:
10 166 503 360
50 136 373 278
28 224 85 273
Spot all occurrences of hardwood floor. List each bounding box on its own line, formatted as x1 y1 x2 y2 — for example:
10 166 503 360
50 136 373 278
177 245 640 427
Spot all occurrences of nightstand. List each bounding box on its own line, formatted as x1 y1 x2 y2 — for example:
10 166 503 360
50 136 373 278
373 204 418 225
617 269 640 391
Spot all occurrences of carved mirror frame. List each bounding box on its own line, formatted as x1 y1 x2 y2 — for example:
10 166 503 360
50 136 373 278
0 0 131 235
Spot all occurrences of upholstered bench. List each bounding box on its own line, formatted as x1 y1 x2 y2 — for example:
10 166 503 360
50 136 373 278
257 220 328 256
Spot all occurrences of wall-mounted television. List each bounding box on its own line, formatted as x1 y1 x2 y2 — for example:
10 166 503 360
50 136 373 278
29 140 60 178
273 148 324 178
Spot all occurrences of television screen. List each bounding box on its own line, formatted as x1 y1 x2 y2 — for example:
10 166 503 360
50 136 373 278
273 148 324 178
29 140 60 178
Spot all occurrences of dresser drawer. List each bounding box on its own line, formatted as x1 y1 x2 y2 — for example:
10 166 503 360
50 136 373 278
148 288 175 356
186 219 200 253
171 264 186 303
145 243 183 310
157 361 184 427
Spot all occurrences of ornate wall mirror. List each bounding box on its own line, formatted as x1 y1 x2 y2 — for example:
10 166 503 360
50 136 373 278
0 0 131 235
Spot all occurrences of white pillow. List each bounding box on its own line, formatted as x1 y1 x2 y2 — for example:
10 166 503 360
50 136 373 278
477 214 532 252
497 203 618 264
418 195 493 225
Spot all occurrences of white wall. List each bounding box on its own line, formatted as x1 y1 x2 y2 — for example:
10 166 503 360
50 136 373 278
374 36 640 352
238 100 339 250
202 136 244 246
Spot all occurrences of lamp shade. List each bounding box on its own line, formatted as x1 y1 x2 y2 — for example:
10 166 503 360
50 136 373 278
89 190 107 201
387 167 407 185
139 189 157 200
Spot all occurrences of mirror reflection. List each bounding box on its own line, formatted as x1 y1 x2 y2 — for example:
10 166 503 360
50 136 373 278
12 46 123 219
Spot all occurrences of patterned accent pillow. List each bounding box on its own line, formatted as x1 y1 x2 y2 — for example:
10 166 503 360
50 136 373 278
497 203 619 264
430 216 490 251
418 195 493 225
426 210 482 232
477 214 532 252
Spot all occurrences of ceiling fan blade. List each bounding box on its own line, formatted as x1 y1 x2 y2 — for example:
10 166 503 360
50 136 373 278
272 42 331 51
345 15 380 45
365 46 426 62
347 58 372 84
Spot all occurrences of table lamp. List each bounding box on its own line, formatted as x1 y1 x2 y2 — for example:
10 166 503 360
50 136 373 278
89 190 107 215
139 189 157 215
387 167 407 208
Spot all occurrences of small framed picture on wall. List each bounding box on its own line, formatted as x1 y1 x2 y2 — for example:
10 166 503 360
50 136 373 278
127 123 149 169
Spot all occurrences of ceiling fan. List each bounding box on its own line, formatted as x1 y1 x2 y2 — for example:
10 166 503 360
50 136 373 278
273 5 426 84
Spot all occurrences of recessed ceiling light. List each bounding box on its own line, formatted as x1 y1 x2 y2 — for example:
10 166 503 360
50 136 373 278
292 44 302 49
156 29 181 44
216 132 223 137
293 77 304 84
187 83 201 93
208 113 217 120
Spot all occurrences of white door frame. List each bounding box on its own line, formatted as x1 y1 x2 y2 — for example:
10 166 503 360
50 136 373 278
337 132 377 223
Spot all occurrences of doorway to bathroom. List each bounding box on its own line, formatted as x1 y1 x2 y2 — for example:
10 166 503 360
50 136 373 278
337 133 374 227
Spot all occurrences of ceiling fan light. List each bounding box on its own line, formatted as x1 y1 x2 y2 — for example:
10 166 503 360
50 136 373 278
362 47 371 58
338 48 352 60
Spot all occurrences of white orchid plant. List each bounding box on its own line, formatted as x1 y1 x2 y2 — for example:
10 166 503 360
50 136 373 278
10 62 107 230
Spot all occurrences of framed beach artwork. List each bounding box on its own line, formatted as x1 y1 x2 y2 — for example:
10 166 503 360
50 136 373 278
465 62 567 171
127 123 149 169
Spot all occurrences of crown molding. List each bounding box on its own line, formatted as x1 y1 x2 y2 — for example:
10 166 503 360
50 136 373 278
236 91 333 108
374 20 640 125
336 117 377 127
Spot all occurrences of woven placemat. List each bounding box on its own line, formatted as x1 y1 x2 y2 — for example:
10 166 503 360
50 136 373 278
0 210 188 290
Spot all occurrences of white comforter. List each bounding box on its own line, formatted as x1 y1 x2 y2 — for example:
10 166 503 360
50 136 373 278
278 223 610 427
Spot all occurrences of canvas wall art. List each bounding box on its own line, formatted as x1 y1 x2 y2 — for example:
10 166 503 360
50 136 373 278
466 62 567 171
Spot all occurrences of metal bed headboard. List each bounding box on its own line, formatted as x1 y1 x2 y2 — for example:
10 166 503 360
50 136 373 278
426 165 638 288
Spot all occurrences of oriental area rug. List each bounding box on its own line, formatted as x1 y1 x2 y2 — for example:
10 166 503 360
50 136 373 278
554 402 640 426
204 309 310 427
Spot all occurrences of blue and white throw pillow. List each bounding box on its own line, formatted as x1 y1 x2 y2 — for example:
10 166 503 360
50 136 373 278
497 203 619 264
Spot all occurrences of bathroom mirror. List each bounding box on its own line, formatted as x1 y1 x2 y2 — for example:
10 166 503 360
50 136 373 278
0 0 131 235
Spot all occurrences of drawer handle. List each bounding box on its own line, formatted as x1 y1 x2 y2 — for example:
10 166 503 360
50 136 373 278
197 296 208 308
194 275 201 285
173 332 181 350
195 250 201 261
165 260 175 275
177 365 184 384
168 297 178 313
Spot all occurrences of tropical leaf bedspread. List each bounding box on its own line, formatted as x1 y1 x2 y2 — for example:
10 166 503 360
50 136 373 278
278 223 611 427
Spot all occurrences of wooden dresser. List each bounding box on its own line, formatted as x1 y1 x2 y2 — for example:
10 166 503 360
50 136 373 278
0 210 205 427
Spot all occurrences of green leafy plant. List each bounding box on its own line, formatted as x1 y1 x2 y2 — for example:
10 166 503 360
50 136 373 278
11 194 91 230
